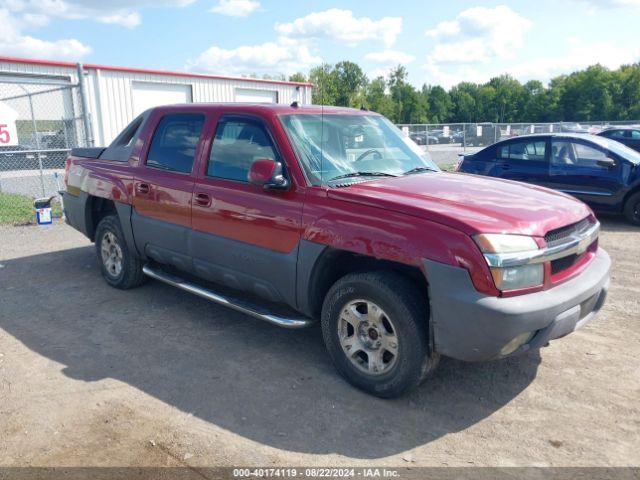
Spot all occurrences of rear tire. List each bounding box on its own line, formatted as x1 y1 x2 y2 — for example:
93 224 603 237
94 214 145 289
623 192 640 226
321 271 439 398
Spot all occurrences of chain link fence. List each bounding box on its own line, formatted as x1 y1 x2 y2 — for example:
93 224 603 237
0 76 90 226
397 121 640 169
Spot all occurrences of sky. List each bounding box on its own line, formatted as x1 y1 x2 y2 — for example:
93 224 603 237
1 0 639 88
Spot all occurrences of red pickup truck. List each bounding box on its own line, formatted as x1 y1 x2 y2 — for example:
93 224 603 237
63 103 610 398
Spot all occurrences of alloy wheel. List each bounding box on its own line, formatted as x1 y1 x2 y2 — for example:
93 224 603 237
338 299 399 376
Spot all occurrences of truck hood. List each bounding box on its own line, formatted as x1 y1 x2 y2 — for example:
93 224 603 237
327 172 591 236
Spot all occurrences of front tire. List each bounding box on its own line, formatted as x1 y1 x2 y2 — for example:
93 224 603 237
94 214 145 289
623 192 640 226
321 271 439 398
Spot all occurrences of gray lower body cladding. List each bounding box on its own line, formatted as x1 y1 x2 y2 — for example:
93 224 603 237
424 248 611 361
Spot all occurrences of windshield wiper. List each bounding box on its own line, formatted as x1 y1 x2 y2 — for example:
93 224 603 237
327 171 398 182
403 166 438 175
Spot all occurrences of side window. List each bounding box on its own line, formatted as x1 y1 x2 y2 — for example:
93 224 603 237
114 115 144 148
497 145 509 159
607 130 627 140
499 141 546 161
207 118 277 182
631 130 640 140
146 113 204 173
574 143 610 168
551 141 611 169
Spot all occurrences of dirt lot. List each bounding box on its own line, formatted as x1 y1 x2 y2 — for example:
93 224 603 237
0 219 638 472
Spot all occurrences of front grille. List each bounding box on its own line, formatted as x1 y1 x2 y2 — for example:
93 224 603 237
545 216 596 276
544 216 594 247
551 252 585 275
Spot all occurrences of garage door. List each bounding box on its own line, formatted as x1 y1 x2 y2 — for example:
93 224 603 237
132 82 193 115
235 88 278 103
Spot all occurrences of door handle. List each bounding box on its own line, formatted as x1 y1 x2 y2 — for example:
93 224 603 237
194 192 212 207
136 182 150 194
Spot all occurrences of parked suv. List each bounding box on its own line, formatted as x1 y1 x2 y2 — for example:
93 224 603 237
63 105 610 397
457 133 640 225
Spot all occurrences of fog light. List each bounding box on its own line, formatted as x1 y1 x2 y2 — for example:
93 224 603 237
500 332 534 356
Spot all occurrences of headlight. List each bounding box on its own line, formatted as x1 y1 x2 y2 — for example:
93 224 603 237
490 264 544 290
474 234 543 291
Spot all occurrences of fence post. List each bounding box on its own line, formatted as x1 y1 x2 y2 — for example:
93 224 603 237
76 63 94 147
463 123 466 152
27 92 46 198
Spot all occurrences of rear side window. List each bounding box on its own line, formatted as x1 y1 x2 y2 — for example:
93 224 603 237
114 115 144 148
498 140 546 161
207 118 277 182
146 113 204 173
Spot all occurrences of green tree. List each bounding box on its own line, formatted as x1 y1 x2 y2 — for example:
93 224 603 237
388 65 426 123
302 59 640 123
309 64 338 105
449 83 479 122
332 61 367 107
288 72 307 83
488 75 526 122
364 76 395 118
423 85 452 124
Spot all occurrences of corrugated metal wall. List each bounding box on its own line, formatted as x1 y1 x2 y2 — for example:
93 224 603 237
0 58 312 146
87 69 310 144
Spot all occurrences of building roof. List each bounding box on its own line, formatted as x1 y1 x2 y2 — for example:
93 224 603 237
0 55 313 88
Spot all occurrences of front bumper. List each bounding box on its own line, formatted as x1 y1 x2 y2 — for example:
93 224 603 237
424 248 610 362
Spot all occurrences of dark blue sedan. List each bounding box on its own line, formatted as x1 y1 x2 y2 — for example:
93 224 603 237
457 133 640 225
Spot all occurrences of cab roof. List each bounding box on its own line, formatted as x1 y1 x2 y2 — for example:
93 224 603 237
151 103 377 116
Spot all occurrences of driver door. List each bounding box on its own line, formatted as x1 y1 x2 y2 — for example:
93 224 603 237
190 114 304 306
547 139 621 210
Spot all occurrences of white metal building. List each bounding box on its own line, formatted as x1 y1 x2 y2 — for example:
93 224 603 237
0 56 313 146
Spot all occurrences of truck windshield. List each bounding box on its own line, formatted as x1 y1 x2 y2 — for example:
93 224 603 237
279 114 439 185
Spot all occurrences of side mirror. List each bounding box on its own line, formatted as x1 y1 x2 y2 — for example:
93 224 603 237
597 157 616 169
248 158 289 190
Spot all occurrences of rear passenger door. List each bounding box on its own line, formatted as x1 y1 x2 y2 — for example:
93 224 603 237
190 114 304 306
488 138 550 187
132 111 206 272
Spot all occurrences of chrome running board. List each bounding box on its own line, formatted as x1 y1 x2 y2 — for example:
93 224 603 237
142 264 313 329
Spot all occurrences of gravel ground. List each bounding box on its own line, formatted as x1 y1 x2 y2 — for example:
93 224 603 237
0 219 638 474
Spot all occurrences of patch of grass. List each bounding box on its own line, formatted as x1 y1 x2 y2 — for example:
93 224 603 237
0 191 62 225
438 163 458 172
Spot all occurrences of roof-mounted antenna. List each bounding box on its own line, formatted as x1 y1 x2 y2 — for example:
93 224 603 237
290 100 300 108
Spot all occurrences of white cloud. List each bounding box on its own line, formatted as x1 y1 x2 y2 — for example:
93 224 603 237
425 20 459 38
276 9 402 48
188 41 321 77
579 0 640 6
0 0 198 61
425 5 532 65
364 50 415 65
509 39 640 79
210 0 260 17
367 67 393 81
423 38 640 89
4 0 195 28
0 8 91 60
